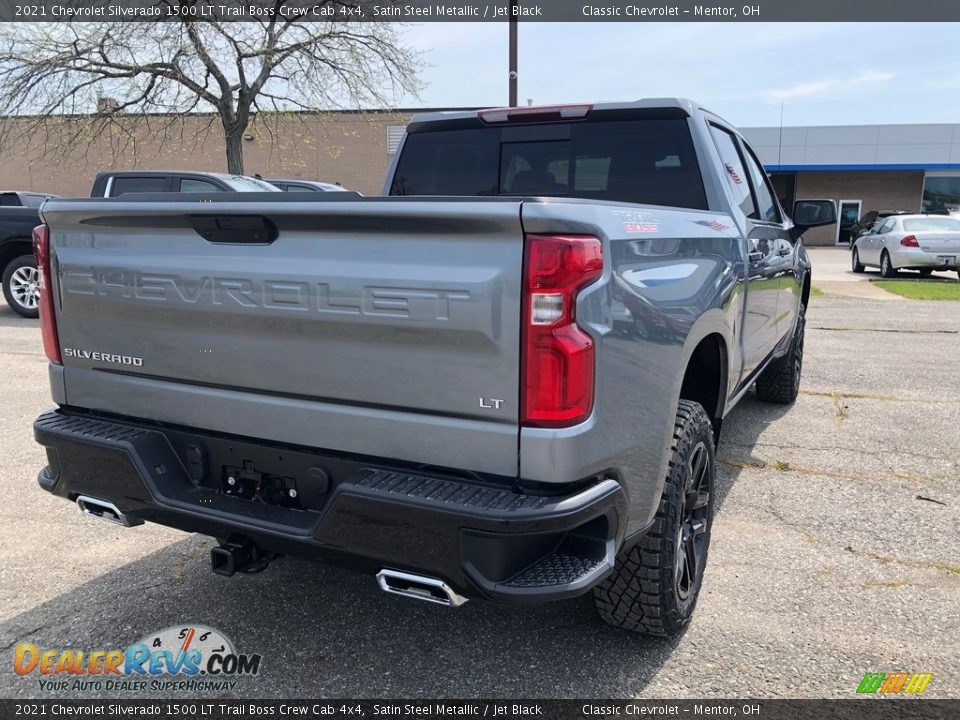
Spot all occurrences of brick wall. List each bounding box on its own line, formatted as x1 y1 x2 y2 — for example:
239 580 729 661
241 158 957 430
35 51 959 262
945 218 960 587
0 112 413 197
794 170 924 246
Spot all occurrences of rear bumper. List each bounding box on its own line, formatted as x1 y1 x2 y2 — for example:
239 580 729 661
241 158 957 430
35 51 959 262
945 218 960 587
891 248 959 269
34 410 627 603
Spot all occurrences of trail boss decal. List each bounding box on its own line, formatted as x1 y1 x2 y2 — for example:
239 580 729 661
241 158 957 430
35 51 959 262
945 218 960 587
611 209 660 233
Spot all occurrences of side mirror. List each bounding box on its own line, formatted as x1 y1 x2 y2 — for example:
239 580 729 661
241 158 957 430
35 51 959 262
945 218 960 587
793 199 837 227
791 199 837 238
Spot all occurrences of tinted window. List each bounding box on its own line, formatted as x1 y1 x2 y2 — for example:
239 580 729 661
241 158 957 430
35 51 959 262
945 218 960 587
903 216 960 232
281 183 320 192
390 119 707 210
0 193 20 206
741 145 780 222
111 177 168 196
180 178 222 193
391 127 501 196
709 125 755 218
922 175 960 213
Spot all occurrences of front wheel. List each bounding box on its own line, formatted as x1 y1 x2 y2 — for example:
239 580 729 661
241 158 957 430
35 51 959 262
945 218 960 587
880 251 898 279
593 400 715 636
2 254 40 319
851 247 865 273
756 303 805 404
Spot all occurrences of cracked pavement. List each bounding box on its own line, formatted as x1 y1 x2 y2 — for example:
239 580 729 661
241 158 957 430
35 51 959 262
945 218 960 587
0 292 957 699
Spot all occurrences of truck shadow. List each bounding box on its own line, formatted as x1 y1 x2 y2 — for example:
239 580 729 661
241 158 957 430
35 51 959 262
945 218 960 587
0 302 38 328
0 538 678 698
712 389 797 511
1 395 784 699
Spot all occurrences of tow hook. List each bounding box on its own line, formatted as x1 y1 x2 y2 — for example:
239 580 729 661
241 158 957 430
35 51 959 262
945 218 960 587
210 538 275 577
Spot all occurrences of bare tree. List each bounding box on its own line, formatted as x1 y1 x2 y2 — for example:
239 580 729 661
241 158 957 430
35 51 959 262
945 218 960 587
0 1 420 174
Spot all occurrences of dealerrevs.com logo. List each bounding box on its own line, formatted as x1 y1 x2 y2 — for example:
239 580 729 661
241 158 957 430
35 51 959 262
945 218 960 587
14 625 261 693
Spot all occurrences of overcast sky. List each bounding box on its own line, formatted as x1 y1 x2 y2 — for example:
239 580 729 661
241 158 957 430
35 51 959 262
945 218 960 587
403 22 960 127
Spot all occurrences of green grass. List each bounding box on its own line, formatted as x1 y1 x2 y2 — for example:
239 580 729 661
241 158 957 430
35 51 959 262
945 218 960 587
871 279 960 300
809 286 825 299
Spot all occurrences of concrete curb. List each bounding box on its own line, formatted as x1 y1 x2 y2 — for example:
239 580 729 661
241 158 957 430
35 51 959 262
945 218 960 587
815 280 902 301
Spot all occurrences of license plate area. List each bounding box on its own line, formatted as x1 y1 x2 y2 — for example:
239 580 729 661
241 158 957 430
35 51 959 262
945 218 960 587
936 255 956 266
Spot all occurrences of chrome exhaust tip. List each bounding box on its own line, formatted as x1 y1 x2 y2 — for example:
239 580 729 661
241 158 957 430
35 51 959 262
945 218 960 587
376 569 468 607
76 495 141 528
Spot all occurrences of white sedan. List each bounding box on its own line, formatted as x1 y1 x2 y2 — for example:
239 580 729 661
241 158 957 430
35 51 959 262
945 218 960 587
852 214 960 278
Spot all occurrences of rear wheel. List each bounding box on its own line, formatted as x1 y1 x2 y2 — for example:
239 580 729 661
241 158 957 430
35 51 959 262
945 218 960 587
880 251 898 279
756 303 805 404
851 247 865 273
593 400 715 636
2 254 40 319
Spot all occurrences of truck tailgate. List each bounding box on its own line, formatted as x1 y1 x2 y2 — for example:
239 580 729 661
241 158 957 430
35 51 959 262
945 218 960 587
42 197 525 477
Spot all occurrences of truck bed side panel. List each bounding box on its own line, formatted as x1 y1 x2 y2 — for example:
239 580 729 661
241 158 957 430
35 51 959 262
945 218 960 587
519 201 742 532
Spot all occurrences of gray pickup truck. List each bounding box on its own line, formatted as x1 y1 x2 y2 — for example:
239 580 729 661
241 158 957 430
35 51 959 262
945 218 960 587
33 99 835 635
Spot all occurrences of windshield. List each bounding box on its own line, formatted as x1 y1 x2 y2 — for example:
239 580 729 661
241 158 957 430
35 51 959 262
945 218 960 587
903 217 960 232
223 176 282 192
390 118 707 210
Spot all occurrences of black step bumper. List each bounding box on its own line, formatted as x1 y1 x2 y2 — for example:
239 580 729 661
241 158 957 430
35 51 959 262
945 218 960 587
34 411 627 603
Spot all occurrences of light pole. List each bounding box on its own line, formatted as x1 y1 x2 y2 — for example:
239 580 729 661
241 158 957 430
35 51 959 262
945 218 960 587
508 0 518 106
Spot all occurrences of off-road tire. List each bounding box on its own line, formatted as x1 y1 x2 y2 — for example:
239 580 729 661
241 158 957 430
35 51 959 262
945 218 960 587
756 302 805 404
2 254 40 319
851 247 864 273
593 400 715 636
880 251 898 279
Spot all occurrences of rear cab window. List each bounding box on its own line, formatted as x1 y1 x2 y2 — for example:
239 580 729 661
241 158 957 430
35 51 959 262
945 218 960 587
390 116 708 210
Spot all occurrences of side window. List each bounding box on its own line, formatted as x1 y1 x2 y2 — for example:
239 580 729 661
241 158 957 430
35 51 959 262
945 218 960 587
179 178 221 193
22 194 47 208
111 177 168 196
709 125 756 218
741 143 781 223
877 219 894 234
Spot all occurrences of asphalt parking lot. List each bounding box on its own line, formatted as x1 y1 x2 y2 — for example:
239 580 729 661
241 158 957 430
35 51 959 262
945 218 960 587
0 283 957 699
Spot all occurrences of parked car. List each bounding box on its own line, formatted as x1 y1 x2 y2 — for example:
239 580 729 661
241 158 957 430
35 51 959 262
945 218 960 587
0 206 43 317
851 213 960 278
847 210 910 242
91 171 281 197
0 191 60 208
33 99 835 635
263 178 351 192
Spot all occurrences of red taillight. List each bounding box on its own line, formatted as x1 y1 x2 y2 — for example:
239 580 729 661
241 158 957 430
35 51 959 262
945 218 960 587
32 224 61 364
522 234 603 427
900 235 920 247
479 104 592 124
